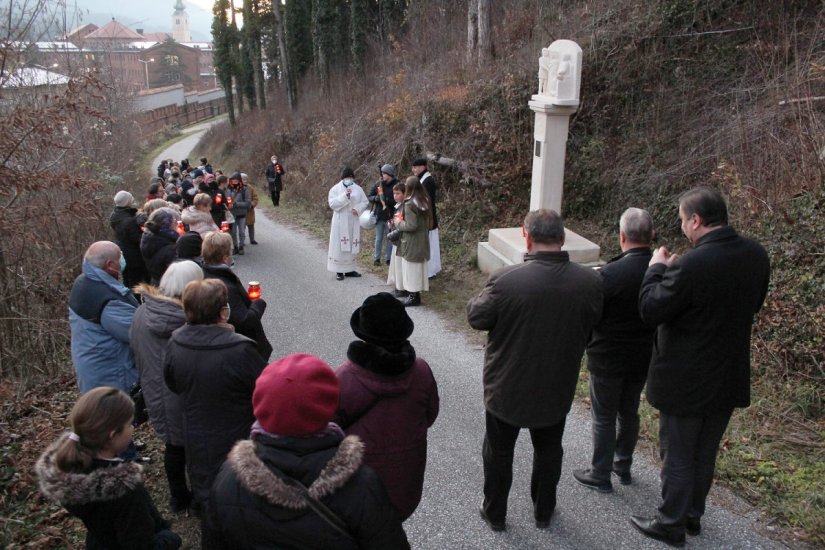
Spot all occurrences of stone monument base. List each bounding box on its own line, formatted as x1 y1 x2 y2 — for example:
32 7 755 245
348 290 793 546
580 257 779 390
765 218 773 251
477 227 600 273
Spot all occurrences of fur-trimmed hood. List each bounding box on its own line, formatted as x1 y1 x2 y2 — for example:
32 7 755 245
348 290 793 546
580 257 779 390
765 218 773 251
227 435 364 509
35 437 143 506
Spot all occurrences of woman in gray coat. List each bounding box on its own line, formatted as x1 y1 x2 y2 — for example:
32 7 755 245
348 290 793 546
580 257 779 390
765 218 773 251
388 176 432 307
130 260 204 512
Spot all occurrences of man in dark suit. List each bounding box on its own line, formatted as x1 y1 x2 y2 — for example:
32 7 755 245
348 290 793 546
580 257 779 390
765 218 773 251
574 208 655 493
631 188 770 546
467 209 602 531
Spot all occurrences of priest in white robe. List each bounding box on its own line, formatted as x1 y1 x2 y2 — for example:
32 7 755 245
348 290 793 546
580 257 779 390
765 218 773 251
327 167 369 280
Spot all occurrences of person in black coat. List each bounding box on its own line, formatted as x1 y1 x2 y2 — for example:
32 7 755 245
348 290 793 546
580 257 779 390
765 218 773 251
573 208 655 493
140 207 179 285
200 231 272 360
205 353 409 550
630 188 770 546
164 278 266 517
265 154 285 206
35 387 181 550
109 191 148 289
368 165 398 266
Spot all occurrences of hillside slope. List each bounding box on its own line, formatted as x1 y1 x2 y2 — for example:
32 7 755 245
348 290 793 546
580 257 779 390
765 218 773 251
200 1 824 543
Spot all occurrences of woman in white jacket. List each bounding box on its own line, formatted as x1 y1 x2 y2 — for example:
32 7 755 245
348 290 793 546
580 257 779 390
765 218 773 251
181 192 218 236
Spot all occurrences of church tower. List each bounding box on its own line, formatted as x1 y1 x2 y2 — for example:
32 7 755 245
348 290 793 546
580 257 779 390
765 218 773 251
172 0 192 43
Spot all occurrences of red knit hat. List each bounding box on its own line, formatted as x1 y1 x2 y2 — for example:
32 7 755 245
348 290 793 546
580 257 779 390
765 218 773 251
253 354 340 436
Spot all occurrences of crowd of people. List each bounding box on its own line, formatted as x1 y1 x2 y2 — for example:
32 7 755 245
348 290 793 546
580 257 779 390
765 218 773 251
38 151 770 550
38 153 442 548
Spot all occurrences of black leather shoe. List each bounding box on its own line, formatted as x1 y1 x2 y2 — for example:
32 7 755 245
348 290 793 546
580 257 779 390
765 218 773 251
535 516 552 529
614 469 632 485
479 508 505 532
373 259 381 266
345 271 361 277
392 289 409 298
630 516 685 547
336 273 345 281
385 259 391 265
686 516 701 536
573 469 613 493
403 292 421 307
250 240 258 245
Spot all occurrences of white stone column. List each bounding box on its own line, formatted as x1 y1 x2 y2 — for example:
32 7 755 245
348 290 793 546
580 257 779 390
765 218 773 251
476 40 601 272
528 100 578 214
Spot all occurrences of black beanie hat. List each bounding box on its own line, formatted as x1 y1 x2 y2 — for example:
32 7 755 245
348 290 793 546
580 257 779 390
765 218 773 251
412 158 428 167
175 231 203 260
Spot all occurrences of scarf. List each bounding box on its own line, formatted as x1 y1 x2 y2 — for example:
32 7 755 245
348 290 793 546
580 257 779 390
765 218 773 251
250 420 345 441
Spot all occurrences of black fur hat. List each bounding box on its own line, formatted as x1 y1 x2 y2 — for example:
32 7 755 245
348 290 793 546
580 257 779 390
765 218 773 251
350 292 414 346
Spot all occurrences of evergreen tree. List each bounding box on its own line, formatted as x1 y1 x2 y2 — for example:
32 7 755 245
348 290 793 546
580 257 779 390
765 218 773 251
212 0 236 125
239 0 257 110
285 0 313 80
350 0 368 73
312 0 337 89
250 0 266 109
379 0 406 44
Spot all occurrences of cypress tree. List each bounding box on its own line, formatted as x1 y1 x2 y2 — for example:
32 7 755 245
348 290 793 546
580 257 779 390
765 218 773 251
212 0 236 125
350 0 368 73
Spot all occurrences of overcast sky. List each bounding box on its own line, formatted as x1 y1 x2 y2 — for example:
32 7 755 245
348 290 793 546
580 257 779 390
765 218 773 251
60 0 214 41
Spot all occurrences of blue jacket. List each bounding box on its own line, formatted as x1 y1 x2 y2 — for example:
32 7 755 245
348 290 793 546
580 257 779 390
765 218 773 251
69 261 139 393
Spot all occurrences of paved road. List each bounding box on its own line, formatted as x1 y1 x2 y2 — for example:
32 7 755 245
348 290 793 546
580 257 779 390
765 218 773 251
157 124 787 550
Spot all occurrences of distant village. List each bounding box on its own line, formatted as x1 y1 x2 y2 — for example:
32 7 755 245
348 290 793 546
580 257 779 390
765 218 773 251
4 0 224 130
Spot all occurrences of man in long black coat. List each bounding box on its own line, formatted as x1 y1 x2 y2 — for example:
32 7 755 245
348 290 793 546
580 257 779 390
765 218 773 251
574 207 655 493
467 209 602 531
631 187 770 546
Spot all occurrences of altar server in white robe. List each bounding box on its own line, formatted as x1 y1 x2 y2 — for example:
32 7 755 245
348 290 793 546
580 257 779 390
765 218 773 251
327 167 369 280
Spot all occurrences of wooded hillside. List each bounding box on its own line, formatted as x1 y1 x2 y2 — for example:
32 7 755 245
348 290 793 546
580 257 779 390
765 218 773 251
201 0 825 544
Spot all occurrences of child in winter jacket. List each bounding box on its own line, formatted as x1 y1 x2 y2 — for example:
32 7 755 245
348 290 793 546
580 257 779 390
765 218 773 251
35 387 181 550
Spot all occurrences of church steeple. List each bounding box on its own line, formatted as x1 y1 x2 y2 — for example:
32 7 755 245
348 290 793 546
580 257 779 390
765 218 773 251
172 0 191 43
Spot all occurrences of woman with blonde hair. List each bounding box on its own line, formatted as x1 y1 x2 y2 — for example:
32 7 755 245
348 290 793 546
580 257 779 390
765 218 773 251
130 260 203 513
36 387 181 549
388 176 432 307
181 192 218 236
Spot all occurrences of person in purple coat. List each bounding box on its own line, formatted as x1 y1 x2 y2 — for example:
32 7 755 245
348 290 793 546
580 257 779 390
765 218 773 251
335 292 440 521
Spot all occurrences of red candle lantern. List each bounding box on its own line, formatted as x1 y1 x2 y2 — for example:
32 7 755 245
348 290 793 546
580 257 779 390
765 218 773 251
221 221 230 232
247 281 261 300
226 196 233 208
176 221 185 235
215 194 222 204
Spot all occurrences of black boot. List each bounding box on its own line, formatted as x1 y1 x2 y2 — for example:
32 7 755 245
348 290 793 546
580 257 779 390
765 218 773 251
403 292 421 307
164 443 191 513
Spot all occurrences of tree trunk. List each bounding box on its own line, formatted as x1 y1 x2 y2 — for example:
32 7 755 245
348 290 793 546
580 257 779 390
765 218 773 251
254 29 266 110
272 0 296 109
477 0 492 64
466 0 478 64
224 78 236 125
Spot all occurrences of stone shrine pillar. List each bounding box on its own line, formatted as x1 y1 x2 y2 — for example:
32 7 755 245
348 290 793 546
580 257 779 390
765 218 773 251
477 40 600 272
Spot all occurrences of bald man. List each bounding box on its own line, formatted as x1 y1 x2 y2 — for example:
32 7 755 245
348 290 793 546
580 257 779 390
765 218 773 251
69 241 140 393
